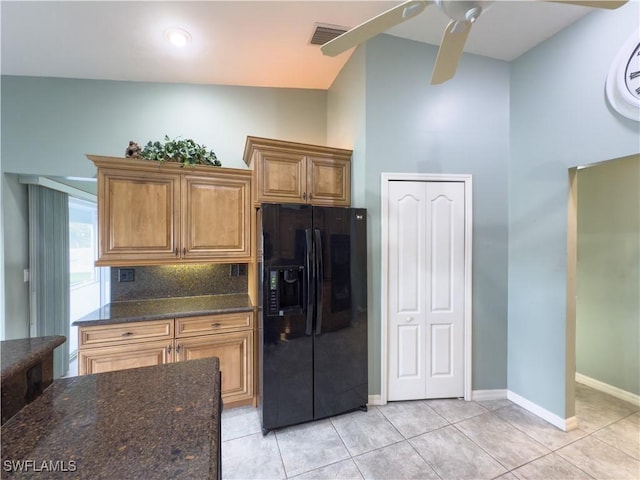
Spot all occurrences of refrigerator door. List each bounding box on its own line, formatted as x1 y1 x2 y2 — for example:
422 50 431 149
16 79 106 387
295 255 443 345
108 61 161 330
312 207 368 420
260 204 314 431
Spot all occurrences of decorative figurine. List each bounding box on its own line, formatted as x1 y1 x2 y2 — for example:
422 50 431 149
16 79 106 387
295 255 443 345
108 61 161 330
125 141 141 158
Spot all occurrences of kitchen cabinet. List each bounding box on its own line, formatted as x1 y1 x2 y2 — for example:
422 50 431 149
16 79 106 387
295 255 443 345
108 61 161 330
243 136 352 206
77 312 254 407
175 312 253 406
77 319 174 375
78 340 174 375
88 155 252 266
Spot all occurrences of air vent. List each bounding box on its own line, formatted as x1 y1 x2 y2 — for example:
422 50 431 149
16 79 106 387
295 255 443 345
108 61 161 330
310 24 349 46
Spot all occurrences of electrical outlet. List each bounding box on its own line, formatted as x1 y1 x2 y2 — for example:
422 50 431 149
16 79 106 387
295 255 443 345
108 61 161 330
118 268 135 282
229 264 239 277
238 264 247 276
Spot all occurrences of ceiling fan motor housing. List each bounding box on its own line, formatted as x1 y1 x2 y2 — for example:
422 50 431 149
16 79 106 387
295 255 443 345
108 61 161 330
435 0 491 22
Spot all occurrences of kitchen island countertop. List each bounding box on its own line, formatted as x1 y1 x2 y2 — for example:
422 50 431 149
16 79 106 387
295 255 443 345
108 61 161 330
0 336 66 383
72 293 253 327
1 357 221 479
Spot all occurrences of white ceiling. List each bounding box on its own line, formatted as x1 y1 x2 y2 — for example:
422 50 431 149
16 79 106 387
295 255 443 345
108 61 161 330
1 1 609 90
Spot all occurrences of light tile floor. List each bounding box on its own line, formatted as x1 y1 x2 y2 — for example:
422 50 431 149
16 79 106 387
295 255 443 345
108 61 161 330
221 383 640 480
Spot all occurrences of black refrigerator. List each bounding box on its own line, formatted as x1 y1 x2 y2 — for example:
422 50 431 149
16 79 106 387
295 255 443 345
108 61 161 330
259 204 368 434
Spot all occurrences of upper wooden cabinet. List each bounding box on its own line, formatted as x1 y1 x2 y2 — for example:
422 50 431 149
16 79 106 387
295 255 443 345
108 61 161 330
89 155 251 266
243 136 352 206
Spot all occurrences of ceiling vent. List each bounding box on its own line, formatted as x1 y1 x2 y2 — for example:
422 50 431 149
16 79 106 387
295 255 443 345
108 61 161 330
309 24 349 46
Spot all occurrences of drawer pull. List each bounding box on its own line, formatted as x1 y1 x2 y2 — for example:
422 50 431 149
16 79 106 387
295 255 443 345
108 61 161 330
166 344 172 354
211 323 222 328
121 332 133 337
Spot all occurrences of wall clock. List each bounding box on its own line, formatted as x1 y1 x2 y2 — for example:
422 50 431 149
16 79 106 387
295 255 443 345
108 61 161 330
606 29 640 122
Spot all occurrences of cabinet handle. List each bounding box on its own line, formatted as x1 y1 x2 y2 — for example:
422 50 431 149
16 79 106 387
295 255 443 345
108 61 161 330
183 247 186 256
166 344 172 354
309 193 313 200
121 332 133 337
174 248 179 256
176 343 181 354
303 192 307 200
211 323 222 328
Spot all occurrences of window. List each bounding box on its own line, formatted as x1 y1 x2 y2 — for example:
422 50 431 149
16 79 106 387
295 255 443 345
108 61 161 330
68 197 109 373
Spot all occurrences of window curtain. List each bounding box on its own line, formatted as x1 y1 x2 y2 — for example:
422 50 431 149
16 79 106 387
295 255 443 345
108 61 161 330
28 185 70 378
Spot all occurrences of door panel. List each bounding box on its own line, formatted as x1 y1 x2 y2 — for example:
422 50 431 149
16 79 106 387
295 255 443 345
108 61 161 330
313 207 368 419
261 204 314 430
176 332 253 404
388 180 465 401
257 152 306 203
425 182 464 398
100 171 179 261
182 175 250 259
307 157 350 206
398 324 421 378
388 182 427 400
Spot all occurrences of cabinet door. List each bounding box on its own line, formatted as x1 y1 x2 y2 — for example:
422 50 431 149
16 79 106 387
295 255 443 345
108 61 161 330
255 150 307 204
307 156 351 206
98 170 180 264
182 174 251 260
176 332 253 405
78 340 174 375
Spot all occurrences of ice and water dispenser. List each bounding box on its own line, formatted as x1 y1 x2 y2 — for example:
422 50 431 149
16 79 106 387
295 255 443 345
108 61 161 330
267 266 305 317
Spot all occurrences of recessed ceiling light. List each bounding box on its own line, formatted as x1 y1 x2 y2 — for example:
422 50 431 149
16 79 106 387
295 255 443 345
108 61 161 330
164 28 191 47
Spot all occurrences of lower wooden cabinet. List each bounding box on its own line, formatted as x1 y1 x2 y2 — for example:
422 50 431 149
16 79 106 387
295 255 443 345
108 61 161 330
78 340 173 375
77 312 254 407
175 331 253 405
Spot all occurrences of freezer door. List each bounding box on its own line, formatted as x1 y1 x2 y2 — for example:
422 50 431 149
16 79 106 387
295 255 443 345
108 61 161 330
260 204 314 431
312 207 368 420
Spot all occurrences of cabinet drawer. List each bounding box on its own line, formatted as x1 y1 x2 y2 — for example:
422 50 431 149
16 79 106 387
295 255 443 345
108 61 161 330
175 312 253 338
79 320 174 348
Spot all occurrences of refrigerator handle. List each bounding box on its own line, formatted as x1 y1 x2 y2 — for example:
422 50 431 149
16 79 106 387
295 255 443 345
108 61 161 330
305 228 314 336
314 228 324 335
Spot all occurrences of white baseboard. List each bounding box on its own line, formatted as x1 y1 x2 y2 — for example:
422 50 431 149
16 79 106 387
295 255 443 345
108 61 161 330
472 389 508 401
507 390 575 432
368 394 384 406
575 373 640 407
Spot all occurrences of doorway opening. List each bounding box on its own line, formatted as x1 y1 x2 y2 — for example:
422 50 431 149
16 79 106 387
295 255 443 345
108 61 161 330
566 154 640 426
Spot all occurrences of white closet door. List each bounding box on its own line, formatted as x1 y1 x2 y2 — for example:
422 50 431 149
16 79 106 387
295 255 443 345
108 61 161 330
388 180 465 400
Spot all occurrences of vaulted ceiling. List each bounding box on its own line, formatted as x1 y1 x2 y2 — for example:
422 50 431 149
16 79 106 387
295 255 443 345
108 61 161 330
1 1 602 89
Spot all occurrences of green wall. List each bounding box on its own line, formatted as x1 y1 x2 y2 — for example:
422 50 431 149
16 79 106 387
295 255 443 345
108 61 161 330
329 34 510 394
509 3 639 418
1 77 329 339
576 155 640 396
2 76 327 176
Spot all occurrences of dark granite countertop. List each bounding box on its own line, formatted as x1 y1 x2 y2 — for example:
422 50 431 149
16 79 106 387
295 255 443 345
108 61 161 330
0 336 66 383
1 357 221 479
72 293 254 327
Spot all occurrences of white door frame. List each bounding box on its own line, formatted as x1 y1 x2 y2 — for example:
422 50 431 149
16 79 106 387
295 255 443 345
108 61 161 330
381 172 473 404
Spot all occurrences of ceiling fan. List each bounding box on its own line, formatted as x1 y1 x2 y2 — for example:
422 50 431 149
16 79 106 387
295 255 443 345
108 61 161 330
321 0 628 85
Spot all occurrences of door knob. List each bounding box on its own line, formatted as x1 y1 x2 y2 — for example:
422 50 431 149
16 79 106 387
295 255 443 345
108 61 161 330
407 316 414 322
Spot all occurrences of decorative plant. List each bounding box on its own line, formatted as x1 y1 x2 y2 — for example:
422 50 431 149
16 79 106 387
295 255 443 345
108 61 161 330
138 135 221 166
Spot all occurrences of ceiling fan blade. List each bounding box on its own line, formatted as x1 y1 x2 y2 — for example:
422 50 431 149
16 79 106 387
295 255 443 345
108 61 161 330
546 0 627 9
321 0 432 57
431 19 472 85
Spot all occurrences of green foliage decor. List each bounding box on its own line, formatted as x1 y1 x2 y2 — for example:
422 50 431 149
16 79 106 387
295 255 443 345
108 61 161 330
140 136 221 167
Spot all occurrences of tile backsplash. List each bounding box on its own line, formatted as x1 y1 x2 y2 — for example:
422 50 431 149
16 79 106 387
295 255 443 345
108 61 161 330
111 264 247 302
